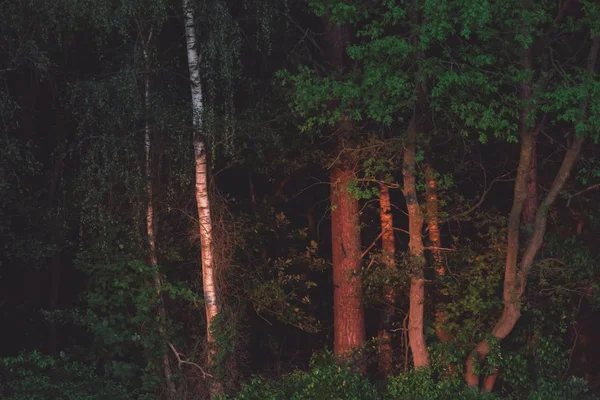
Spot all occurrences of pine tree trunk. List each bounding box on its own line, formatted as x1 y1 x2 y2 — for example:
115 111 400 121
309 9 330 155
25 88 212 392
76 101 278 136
465 36 600 390
323 17 365 360
404 114 430 368
425 165 451 343
142 38 176 397
377 184 395 374
182 1 221 395
331 167 365 357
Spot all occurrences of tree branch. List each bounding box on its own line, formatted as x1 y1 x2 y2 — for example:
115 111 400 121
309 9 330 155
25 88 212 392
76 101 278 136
168 343 213 379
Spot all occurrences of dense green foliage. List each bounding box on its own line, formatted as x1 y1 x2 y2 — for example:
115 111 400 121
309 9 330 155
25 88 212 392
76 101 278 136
1 0 600 399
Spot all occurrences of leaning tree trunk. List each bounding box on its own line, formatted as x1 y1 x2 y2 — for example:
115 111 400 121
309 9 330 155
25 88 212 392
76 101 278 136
142 35 176 397
377 184 395 374
182 0 221 396
404 112 430 368
465 36 600 390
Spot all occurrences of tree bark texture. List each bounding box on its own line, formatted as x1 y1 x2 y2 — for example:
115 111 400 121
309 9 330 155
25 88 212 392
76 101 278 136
377 184 395 374
404 113 430 368
331 167 365 356
324 17 365 359
142 38 176 396
465 36 600 390
182 0 221 396
425 165 451 343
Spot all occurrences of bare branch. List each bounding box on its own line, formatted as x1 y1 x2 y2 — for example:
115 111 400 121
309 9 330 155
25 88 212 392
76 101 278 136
567 183 600 207
168 343 213 379
361 230 384 259
452 169 517 220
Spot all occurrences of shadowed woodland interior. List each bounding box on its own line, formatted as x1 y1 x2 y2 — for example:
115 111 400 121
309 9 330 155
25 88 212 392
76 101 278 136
2 0 600 399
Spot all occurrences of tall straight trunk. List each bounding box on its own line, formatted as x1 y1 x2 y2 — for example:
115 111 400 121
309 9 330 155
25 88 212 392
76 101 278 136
404 113 430 368
182 1 220 395
425 165 451 343
465 36 600 390
377 184 395 374
331 167 365 356
142 37 176 396
324 18 365 358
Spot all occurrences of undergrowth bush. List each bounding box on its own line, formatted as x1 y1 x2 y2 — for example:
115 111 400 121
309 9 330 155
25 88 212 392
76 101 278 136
0 350 135 400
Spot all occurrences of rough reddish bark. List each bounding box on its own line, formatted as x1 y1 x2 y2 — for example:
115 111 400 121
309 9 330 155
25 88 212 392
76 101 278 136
465 36 599 390
331 167 365 356
377 184 395 374
324 16 365 359
404 113 430 368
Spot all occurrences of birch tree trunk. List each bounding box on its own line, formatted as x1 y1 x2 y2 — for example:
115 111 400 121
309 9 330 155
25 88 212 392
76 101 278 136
465 35 600 390
142 35 176 397
182 0 220 396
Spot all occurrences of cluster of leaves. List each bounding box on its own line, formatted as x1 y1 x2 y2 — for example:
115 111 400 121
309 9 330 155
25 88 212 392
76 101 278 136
0 351 135 400
246 217 324 333
228 350 594 400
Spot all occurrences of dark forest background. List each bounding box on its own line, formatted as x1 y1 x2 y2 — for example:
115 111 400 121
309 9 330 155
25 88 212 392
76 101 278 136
1 0 600 399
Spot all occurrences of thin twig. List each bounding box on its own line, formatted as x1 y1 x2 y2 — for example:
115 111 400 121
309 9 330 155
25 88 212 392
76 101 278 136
361 231 384 259
452 169 516 220
567 183 600 207
393 227 411 235
168 343 213 379
424 246 455 252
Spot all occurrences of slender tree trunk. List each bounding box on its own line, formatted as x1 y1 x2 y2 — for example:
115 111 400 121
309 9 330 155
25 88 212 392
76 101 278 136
331 166 365 356
465 36 600 390
142 37 176 397
404 113 430 368
425 165 451 343
377 184 395 374
182 1 221 396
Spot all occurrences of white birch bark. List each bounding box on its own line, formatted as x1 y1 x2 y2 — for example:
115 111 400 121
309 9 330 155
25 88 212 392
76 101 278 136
182 0 219 375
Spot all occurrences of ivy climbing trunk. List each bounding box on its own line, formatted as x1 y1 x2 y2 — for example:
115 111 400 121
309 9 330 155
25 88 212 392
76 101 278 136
142 34 176 397
465 36 600 390
404 112 430 368
377 184 395 374
324 17 365 359
182 0 220 396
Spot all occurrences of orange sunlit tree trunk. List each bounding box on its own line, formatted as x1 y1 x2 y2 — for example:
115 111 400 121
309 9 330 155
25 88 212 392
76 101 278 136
324 18 365 359
182 0 221 396
404 109 430 368
465 35 600 391
377 184 395 374
425 165 451 343
141 27 176 397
